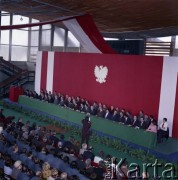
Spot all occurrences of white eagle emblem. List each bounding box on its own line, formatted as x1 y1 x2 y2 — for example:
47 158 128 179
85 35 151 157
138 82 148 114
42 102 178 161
94 65 108 83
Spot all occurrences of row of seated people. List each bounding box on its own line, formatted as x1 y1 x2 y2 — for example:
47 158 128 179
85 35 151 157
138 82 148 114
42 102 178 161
0 116 136 180
0 115 154 180
24 89 158 133
0 119 99 179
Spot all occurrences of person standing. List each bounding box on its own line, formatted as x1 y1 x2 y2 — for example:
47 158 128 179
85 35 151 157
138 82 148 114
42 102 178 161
81 114 91 145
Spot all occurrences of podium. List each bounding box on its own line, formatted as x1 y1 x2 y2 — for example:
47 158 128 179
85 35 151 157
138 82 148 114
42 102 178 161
9 86 24 102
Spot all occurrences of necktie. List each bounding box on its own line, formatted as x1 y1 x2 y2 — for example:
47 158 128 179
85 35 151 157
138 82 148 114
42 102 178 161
162 123 164 128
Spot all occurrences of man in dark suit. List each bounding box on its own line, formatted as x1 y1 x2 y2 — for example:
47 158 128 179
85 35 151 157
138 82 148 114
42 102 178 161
131 115 139 128
118 112 125 123
144 114 151 129
112 110 119 122
109 106 115 116
81 114 91 145
97 107 105 118
138 117 147 129
88 106 97 116
124 114 131 125
104 109 112 120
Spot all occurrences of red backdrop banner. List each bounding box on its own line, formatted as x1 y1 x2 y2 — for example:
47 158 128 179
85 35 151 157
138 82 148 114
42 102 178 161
52 52 163 117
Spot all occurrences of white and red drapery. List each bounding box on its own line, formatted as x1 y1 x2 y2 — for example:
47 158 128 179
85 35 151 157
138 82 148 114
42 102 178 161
0 14 115 54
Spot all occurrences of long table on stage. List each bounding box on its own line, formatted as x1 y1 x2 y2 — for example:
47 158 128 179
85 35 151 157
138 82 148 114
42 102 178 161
18 96 157 148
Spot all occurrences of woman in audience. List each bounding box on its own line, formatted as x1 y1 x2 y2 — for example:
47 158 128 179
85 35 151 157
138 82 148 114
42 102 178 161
42 162 51 179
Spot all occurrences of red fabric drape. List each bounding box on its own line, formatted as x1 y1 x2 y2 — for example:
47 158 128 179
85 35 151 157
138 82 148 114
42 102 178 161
76 15 116 54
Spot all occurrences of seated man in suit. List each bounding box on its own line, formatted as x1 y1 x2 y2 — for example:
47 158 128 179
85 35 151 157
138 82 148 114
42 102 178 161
138 117 147 129
131 115 139 128
89 106 97 116
123 114 131 126
118 112 125 124
104 109 112 120
157 118 168 143
144 114 151 129
112 110 119 122
97 107 105 118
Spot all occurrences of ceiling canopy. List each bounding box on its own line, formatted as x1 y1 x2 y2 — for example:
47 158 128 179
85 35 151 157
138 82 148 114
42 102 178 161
1 0 178 38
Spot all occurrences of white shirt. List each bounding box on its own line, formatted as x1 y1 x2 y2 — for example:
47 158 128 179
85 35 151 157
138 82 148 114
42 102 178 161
159 122 168 131
4 166 12 176
105 112 109 118
94 156 103 164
